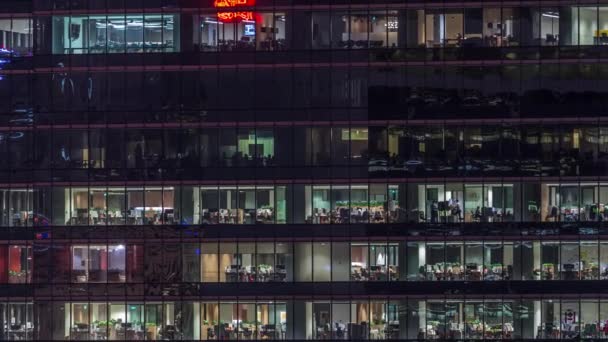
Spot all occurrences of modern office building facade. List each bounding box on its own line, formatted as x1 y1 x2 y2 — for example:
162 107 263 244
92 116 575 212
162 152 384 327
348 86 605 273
0 0 608 340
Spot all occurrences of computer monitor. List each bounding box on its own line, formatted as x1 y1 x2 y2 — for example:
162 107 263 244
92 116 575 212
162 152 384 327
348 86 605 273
244 24 255 36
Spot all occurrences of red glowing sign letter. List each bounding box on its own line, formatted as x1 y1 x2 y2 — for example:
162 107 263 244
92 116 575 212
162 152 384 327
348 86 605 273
214 0 255 8
213 0 255 23
217 11 254 23
215 0 255 23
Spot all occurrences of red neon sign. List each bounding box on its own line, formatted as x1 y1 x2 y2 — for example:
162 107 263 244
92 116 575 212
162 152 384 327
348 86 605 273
214 0 255 7
217 11 254 23
215 0 255 23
